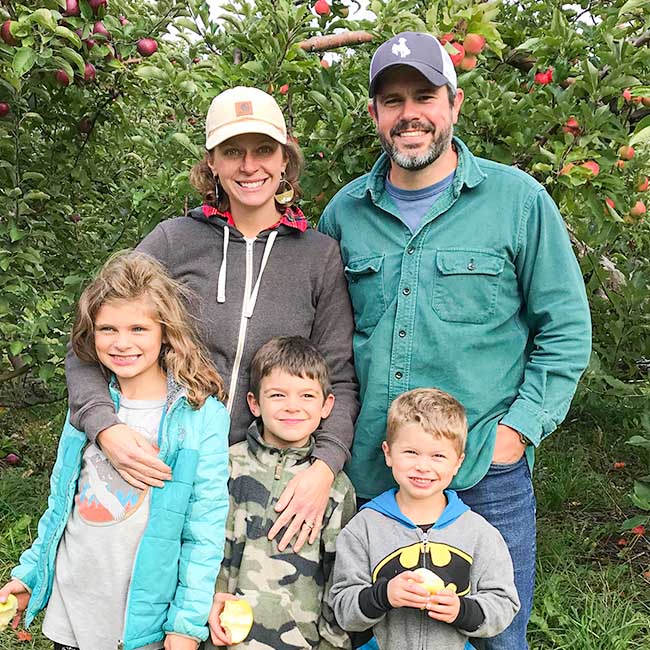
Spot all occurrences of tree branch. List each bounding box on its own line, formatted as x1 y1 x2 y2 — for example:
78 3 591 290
299 31 373 52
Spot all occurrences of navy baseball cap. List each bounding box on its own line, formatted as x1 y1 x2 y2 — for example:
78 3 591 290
369 31 457 97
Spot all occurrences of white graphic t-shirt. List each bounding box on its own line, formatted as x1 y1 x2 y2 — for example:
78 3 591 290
42 396 166 650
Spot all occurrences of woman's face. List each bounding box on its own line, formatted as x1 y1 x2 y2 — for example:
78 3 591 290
208 133 286 215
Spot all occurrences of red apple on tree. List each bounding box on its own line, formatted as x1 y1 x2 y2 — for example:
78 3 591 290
1 20 19 46
314 0 331 16
119 15 129 26
92 21 111 40
622 88 632 102
54 69 71 86
63 0 80 17
581 160 599 176
279 83 289 95
439 32 455 45
559 162 575 175
630 200 646 218
463 33 486 55
605 197 616 210
637 176 649 192
89 0 107 14
78 118 92 133
534 67 553 84
459 55 477 71
0 102 9 118
618 145 635 160
83 62 96 82
562 117 580 136
137 38 158 57
448 42 465 67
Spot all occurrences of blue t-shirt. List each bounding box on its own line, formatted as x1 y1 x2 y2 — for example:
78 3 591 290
385 171 455 233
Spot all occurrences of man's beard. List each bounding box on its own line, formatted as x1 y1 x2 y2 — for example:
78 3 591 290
379 119 453 171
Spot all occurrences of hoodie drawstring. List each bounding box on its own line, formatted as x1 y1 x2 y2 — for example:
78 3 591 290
244 230 277 318
217 225 230 303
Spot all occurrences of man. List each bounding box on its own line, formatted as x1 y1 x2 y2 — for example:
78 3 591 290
318 31 591 650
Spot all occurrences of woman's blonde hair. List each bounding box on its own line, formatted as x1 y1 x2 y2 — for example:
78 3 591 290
71 251 227 408
189 139 304 210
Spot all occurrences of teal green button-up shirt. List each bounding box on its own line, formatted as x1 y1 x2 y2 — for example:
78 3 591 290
319 138 591 498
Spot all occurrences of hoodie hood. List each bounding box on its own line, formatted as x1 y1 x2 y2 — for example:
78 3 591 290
361 488 469 530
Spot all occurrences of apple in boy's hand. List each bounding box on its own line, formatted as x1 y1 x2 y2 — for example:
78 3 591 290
0 594 18 631
219 599 253 644
413 568 445 595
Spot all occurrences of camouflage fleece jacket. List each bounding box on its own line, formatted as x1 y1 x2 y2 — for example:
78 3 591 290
209 422 356 650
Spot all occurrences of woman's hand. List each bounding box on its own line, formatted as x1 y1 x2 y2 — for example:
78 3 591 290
96 424 171 489
208 593 239 646
164 633 198 650
0 579 30 629
267 459 335 552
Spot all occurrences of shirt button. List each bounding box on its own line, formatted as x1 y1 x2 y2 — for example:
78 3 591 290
467 259 476 271
407 247 415 255
399 330 406 338
395 371 403 379
402 287 411 295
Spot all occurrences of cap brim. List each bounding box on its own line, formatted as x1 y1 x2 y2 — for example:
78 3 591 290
369 62 453 97
206 118 287 150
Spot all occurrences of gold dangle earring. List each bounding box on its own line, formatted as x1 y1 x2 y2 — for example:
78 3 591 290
274 173 295 205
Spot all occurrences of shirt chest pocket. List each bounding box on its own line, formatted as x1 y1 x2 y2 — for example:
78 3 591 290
432 249 505 324
344 255 387 333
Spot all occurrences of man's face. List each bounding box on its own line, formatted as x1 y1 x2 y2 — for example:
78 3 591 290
369 66 463 171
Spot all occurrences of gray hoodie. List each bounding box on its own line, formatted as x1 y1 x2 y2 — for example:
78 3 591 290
65 207 359 473
330 489 520 650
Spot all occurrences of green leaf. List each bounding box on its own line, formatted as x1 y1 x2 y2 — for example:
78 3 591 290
630 126 650 147
134 66 168 83
171 132 202 158
626 435 650 449
175 17 200 33
618 0 649 15
12 47 37 77
60 47 86 76
55 25 83 49
23 190 51 202
30 8 57 32
9 341 23 356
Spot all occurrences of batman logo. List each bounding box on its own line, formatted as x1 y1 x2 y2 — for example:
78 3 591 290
372 542 472 596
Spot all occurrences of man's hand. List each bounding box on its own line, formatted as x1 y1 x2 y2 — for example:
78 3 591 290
386 572 430 609
492 424 526 464
208 593 239 646
0 580 30 630
268 459 335 552
164 633 198 650
426 589 461 623
97 424 171 489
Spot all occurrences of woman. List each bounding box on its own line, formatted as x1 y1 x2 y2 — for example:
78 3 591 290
65 86 358 551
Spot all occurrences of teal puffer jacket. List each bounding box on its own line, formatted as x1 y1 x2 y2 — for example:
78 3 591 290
11 381 230 649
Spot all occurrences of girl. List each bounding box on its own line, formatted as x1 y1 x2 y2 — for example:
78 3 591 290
0 251 230 650
65 86 358 553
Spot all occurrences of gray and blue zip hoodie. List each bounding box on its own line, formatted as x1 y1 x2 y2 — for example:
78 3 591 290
329 490 519 650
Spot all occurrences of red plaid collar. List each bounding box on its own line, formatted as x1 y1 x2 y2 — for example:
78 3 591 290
201 204 309 233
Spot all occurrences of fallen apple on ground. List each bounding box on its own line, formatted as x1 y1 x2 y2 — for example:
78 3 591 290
412 568 445 595
220 599 253 644
0 594 18 631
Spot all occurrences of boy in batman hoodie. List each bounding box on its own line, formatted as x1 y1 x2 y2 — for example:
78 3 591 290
330 389 519 650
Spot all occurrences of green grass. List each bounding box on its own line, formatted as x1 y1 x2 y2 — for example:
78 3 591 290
1 404 649 649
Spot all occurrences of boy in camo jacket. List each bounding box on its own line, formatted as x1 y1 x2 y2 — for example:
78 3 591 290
207 336 356 650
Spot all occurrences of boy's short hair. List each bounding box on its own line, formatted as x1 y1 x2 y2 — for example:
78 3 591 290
249 336 331 399
386 388 467 455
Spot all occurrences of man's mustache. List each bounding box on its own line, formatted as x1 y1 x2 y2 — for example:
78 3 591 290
390 120 434 137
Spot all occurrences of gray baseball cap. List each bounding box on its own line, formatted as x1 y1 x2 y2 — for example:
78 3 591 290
369 31 457 97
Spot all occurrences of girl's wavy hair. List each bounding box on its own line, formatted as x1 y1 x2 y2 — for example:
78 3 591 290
71 251 227 408
189 139 304 210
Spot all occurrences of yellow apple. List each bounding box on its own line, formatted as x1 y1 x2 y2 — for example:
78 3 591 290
0 594 18 631
413 568 445 595
220 599 253 644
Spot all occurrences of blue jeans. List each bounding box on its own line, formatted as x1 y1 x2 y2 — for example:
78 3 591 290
459 456 536 650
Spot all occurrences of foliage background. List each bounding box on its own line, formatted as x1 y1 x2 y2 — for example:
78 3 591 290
1 0 650 646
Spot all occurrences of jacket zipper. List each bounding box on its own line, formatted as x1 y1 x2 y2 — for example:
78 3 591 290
226 237 255 414
119 397 179 649
419 528 430 650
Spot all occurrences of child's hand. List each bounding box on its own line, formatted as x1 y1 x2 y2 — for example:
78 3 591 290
163 633 198 650
208 592 239 646
387 571 430 609
426 589 461 623
0 580 30 629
